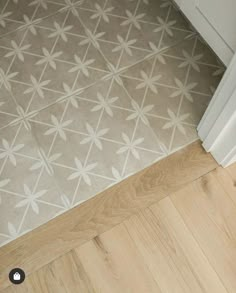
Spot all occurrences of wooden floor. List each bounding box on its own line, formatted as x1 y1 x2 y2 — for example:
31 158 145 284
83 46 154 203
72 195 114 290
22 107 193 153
2 142 236 292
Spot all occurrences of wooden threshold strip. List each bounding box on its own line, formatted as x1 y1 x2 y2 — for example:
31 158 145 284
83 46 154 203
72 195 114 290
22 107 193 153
0 141 217 291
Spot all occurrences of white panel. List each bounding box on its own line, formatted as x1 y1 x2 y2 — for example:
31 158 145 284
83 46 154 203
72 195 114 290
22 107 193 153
198 53 236 167
198 0 236 51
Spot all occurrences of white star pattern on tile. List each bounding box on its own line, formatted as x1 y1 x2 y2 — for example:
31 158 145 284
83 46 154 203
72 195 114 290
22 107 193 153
112 35 137 56
44 115 72 140
136 71 162 93
67 158 97 185
0 139 24 166
117 133 144 159
127 100 154 125
170 78 197 102
36 48 63 70
80 123 109 150
30 149 61 176
48 22 73 42
15 184 47 214
0 68 18 90
24 75 51 98
0 0 225 247
163 109 190 135
179 50 203 72
91 93 118 117
4 41 31 62
69 55 95 76
91 4 114 23
79 29 105 49
154 17 177 37
121 11 145 30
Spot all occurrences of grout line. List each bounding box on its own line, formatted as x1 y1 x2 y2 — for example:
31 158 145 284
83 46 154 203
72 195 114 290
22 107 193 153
0 0 85 40
0 0 221 244
14 9 74 234
168 35 198 152
0 30 199 132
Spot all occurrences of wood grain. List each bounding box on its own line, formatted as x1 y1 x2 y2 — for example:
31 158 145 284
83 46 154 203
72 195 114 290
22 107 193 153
0 141 217 291
4 193 231 293
124 198 227 293
171 168 236 293
3 162 236 293
74 225 162 293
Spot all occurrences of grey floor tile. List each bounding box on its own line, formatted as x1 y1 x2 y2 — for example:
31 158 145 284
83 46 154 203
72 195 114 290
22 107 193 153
0 0 225 247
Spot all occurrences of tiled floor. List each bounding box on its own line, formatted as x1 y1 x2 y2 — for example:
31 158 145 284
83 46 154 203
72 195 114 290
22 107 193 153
0 0 225 247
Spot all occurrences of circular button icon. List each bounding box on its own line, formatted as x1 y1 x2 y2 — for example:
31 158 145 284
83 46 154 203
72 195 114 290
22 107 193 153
9 268 25 285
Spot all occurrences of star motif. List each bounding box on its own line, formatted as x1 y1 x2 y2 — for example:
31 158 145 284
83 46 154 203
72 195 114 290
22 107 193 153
102 63 124 85
170 78 197 102
126 100 154 125
117 133 144 159
36 48 62 70
44 115 72 140
91 93 118 117
179 50 203 72
0 139 24 166
11 106 37 130
20 15 42 35
62 0 84 17
163 109 190 134
30 149 61 175
148 43 168 64
121 10 145 30
112 35 137 56
80 123 109 150
62 83 79 108
154 17 176 37
24 75 51 98
67 158 97 185
4 40 31 62
0 68 18 90
79 29 105 49
69 55 95 76
48 22 73 42
136 70 162 93
90 4 114 23
15 184 47 214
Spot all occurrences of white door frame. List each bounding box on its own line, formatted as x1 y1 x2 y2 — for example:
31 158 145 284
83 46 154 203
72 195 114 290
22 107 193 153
198 53 236 167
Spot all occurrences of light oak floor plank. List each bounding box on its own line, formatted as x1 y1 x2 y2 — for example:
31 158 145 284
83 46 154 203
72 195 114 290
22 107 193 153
124 197 227 293
74 225 162 293
171 169 236 293
3 164 236 293
212 166 236 206
0 141 217 291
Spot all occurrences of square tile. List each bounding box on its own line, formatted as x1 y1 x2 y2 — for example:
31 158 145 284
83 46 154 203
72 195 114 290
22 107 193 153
0 0 226 247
